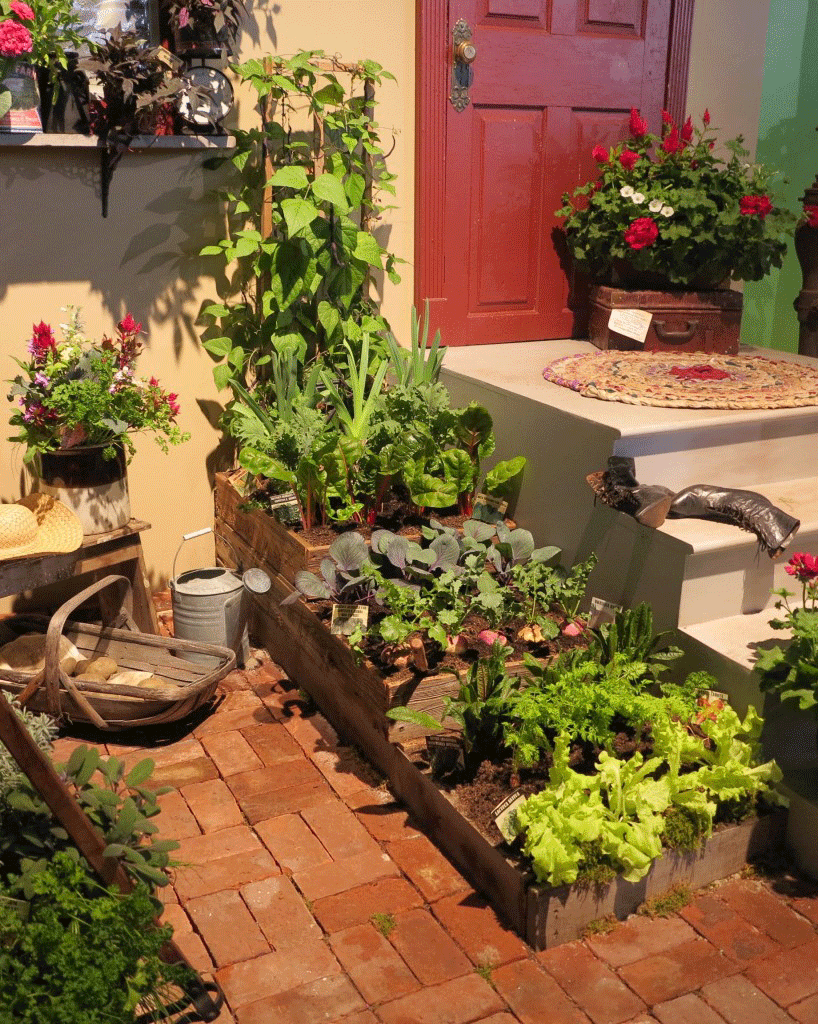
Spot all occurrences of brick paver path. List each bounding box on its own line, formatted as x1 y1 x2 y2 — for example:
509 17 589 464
50 653 818 1024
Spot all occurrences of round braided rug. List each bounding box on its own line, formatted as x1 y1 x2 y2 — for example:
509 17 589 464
542 351 818 409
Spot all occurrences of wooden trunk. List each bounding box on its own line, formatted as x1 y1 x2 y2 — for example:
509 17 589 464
588 286 743 354
214 495 786 948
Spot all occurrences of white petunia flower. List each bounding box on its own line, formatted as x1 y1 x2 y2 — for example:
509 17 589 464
660 205 674 217
648 198 663 213
620 185 634 198
631 192 646 205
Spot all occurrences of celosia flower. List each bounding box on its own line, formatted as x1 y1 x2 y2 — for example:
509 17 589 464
805 204 818 229
28 321 56 362
0 18 32 56
619 148 639 171
631 192 646 205
620 185 634 198
178 6 189 27
681 116 693 143
118 313 142 335
629 107 648 137
591 144 609 162
740 194 773 218
167 392 180 417
703 108 711 125
624 217 659 250
661 126 680 154
785 552 818 582
661 109 673 124
9 1 34 20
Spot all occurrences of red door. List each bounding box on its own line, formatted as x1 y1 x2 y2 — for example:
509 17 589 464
416 0 677 345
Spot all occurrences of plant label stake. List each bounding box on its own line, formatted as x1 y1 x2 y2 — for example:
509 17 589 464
0 695 225 1022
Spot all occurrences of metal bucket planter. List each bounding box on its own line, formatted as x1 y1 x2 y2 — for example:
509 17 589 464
36 444 130 536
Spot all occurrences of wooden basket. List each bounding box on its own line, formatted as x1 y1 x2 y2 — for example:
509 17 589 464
0 575 236 731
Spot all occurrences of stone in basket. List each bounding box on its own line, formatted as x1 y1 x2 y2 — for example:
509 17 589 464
0 575 235 730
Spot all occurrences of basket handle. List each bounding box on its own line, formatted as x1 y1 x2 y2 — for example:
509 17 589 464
44 575 135 718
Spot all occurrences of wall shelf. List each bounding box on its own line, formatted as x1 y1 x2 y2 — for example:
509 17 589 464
0 132 235 149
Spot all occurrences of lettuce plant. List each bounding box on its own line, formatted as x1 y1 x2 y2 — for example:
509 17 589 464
512 708 783 888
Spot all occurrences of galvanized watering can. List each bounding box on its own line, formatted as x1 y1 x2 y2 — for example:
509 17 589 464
170 528 270 667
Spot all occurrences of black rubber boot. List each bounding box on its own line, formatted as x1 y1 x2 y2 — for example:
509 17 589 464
586 457 675 528
668 485 800 558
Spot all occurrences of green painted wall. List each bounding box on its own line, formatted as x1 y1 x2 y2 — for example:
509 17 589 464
743 0 818 351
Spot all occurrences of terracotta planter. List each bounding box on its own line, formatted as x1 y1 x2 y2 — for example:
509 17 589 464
36 444 130 536
588 285 743 354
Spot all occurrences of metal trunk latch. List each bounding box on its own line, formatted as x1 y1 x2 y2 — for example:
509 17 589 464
450 18 477 112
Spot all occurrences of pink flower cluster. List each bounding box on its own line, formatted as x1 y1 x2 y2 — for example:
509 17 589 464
0 18 32 57
785 552 818 583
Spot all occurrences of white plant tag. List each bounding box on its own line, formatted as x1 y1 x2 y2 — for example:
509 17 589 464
472 492 508 524
492 790 527 843
608 308 653 344
330 604 370 636
699 688 729 705
425 733 465 772
587 596 621 629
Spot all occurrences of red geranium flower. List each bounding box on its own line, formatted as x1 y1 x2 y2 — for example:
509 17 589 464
785 552 818 582
9 1 34 20
591 144 609 163
740 195 773 218
629 107 648 138
0 18 33 56
624 217 659 250
619 148 639 171
804 204 818 229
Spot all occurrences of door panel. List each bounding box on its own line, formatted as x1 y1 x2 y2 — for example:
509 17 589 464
418 0 674 345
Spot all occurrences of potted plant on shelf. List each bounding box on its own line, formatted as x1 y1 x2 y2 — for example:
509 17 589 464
556 108 795 353
159 0 245 57
7 308 189 535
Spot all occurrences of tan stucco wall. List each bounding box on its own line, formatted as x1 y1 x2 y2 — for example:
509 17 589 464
0 1 770 608
0 2 416 608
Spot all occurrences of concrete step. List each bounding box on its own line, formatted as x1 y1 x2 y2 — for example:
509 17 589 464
678 610 818 880
584 475 818 629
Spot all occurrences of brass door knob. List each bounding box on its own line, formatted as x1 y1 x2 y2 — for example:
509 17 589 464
454 40 477 64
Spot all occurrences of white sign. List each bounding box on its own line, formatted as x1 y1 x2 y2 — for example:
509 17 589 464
587 596 622 629
608 308 653 344
330 604 370 636
491 790 527 843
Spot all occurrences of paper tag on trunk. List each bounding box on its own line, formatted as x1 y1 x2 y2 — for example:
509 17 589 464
330 604 370 636
587 596 622 629
608 308 653 344
491 790 527 843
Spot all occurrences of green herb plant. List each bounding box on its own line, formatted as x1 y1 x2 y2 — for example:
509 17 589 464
0 853 193 1024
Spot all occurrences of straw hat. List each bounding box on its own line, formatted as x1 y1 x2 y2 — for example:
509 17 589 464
0 494 83 562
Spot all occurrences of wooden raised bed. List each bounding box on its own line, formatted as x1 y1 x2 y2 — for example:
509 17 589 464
215 470 331 584
214 497 786 948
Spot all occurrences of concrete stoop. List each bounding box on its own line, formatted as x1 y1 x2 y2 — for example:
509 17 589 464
440 339 818 876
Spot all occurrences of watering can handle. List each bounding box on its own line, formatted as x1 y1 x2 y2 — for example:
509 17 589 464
172 527 214 584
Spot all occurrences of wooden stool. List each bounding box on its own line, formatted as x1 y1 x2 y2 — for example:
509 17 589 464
0 519 160 634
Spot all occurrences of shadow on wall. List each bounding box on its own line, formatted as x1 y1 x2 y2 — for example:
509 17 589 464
743 0 818 352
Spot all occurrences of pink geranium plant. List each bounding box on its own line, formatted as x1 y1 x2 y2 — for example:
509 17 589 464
756 552 818 719
557 109 795 289
7 308 189 463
